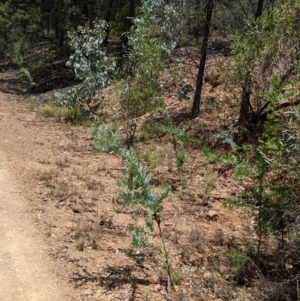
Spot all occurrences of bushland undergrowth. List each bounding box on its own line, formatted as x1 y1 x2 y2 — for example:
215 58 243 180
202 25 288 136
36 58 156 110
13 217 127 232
92 124 178 287
35 0 300 299
211 85 300 300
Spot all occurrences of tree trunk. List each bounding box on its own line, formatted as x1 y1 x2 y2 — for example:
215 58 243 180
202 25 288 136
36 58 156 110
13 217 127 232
237 0 264 126
178 0 186 46
238 71 252 124
195 0 201 42
57 26 64 47
255 0 264 19
129 0 135 18
191 0 214 119
103 0 114 45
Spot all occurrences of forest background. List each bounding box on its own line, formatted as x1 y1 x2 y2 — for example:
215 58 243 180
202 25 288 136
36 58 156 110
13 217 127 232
1 1 300 300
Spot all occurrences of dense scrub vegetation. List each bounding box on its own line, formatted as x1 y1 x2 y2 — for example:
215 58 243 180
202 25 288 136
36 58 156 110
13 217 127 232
1 0 300 300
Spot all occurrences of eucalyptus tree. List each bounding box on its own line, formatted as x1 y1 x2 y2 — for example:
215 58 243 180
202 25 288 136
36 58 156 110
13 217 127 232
191 0 215 118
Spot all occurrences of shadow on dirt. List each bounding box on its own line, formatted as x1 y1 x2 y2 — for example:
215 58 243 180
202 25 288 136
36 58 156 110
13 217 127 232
71 264 154 300
0 59 79 95
31 59 80 94
0 71 23 94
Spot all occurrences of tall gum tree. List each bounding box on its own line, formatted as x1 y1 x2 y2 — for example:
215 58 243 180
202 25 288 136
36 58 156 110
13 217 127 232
191 0 214 119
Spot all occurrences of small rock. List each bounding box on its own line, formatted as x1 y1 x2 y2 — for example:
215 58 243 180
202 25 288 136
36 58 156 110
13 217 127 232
84 200 93 206
81 289 93 296
206 210 218 220
72 207 81 213
204 271 212 279
94 289 103 298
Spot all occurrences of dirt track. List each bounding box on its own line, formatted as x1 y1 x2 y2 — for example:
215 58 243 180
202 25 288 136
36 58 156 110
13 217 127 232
0 93 70 301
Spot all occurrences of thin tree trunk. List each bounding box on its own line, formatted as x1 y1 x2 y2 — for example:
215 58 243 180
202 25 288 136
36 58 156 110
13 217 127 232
103 0 114 45
238 71 252 124
255 0 264 19
237 0 264 126
191 0 214 119
195 0 201 42
179 0 186 46
129 0 135 18
57 27 64 47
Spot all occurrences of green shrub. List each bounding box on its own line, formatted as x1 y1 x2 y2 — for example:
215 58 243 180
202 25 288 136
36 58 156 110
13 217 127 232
93 124 177 285
55 20 116 122
224 250 253 285
19 67 34 92
40 106 72 122
110 5 131 37
91 124 125 154
226 85 300 260
115 0 180 124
